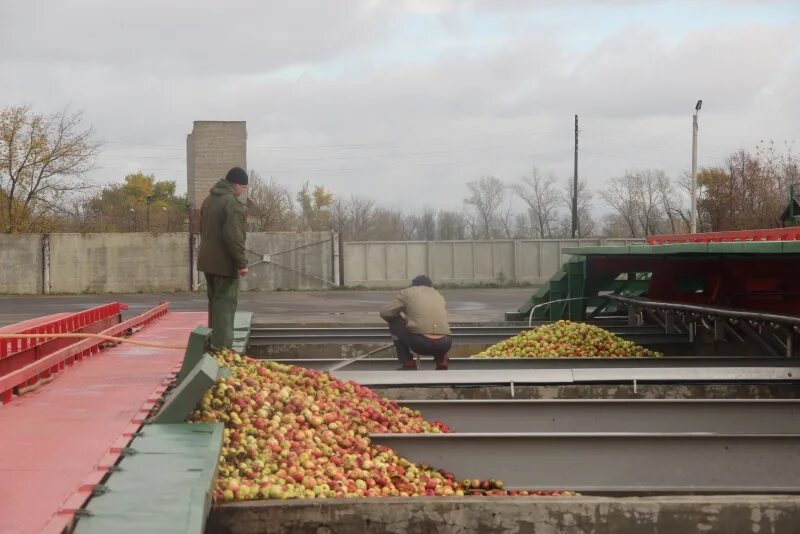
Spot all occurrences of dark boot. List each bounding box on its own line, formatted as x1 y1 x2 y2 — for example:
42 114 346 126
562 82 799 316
399 360 418 370
435 353 449 370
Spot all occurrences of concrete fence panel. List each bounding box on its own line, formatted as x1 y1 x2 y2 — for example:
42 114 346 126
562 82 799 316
431 242 454 280
0 234 43 294
49 233 191 293
0 234 645 294
342 238 646 287
195 231 334 291
406 243 428 277
343 242 368 284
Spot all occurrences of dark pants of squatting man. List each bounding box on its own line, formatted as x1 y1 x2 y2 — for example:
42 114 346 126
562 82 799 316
388 319 452 365
205 273 240 349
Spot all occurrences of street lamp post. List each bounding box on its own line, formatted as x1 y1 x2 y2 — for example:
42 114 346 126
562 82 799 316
691 99 702 234
129 208 136 232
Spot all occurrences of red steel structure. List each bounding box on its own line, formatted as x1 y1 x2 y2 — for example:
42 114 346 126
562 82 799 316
647 227 800 244
0 303 168 404
0 305 205 534
0 302 126 396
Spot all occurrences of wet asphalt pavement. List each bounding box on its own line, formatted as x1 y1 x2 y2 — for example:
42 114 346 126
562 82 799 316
0 288 532 328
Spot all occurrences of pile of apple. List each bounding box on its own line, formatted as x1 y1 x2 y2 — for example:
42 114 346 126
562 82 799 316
190 349 576 501
473 320 661 358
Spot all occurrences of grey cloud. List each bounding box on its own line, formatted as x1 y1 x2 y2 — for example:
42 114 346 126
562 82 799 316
1 1 797 210
0 0 399 73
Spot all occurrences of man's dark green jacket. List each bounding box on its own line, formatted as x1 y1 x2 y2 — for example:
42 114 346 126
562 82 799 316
197 179 247 277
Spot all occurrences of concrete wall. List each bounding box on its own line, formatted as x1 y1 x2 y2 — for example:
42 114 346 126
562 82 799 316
242 232 334 291
187 121 247 210
343 238 644 288
194 231 336 291
208 496 800 534
1 233 643 294
49 233 191 293
0 234 42 294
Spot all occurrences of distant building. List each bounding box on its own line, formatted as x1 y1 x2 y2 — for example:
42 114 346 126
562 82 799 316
186 121 247 211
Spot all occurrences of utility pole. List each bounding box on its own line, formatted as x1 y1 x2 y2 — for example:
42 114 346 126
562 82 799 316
572 114 579 238
691 100 702 234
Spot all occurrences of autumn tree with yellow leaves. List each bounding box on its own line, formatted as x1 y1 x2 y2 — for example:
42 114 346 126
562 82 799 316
0 105 99 233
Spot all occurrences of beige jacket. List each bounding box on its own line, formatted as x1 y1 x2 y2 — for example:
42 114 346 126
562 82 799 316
379 286 451 335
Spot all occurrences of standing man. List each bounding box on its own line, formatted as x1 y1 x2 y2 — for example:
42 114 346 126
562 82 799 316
197 167 249 349
380 275 452 370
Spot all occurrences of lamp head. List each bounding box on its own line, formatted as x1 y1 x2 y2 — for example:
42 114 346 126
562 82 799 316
695 100 703 111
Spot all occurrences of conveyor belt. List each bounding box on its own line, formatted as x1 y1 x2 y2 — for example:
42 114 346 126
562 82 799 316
397 399 800 433
248 325 686 346
269 356 794 371
332 366 800 386
370 433 800 492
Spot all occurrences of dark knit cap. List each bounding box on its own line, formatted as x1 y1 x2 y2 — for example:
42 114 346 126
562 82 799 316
225 167 249 185
411 274 433 287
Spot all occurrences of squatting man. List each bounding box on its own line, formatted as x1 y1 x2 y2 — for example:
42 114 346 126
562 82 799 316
380 275 453 370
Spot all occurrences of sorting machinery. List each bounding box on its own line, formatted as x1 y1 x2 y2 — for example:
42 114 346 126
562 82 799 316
3 226 800 533
244 228 800 503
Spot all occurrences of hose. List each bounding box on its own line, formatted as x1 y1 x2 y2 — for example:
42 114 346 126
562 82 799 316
0 333 187 350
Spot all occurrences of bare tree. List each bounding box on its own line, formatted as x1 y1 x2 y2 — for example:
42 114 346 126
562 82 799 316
634 170 663 236
370 207 405 240
419 207 436 240
461 211 480 240
349 196 376 240
247 172 295 231
436 210 466 240
512 168 560 238
656 171 689 234
0 105 99 233
600 213 633 238
400 212 421 240
329 198 351 239
464 176 506 239
497 198 515 239
600 172 644 237
512 212 531 238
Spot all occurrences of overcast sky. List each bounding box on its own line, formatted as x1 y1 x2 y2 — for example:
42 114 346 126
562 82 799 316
2 0 799 212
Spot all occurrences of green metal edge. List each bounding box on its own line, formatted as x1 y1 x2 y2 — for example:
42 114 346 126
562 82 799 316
153 354 220 424
177 327 212 385
563 245 631 255
566 241 799 256
707 241 785 254
232 311 253 354
73 423 224 534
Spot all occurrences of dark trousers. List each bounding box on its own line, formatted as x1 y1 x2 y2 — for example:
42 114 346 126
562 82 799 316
205 273 240 349
388 319 452 364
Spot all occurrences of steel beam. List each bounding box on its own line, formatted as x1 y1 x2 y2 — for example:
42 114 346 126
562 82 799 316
570 366 799 382
397 399 800 433
332 369 575 386
269 356 797 372
248 325 676 346
250 332 689 346
369 433 800 492
610 295 800 326
332 366 800 386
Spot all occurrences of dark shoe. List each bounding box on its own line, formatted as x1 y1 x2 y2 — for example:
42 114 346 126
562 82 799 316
398 361 418 371
435 354 449 370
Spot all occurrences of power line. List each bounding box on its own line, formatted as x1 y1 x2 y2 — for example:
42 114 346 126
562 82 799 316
100 127 573 152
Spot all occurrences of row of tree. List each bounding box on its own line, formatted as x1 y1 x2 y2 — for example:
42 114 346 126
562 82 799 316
2 104 798 238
